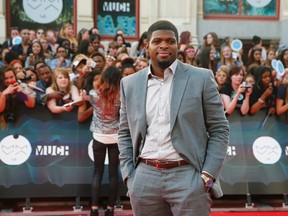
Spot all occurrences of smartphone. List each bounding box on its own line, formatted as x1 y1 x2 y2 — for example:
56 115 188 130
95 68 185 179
89 60 97 68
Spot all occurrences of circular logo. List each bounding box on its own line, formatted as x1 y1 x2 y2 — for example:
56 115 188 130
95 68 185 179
0 134 32 165
231 39 243 52
23 0 63 24
271 59 278 70
276 60 285 76
12 36 22 45
88 140 109 164
252 136 282 164
246 0 272 8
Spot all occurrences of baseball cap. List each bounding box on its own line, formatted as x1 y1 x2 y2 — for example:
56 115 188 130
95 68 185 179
72 54 88 67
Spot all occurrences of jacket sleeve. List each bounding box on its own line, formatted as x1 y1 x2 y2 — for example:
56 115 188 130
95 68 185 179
202 70 230 179
118 79 135 182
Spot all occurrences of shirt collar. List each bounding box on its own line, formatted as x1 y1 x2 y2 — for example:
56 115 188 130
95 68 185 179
147 59 178 77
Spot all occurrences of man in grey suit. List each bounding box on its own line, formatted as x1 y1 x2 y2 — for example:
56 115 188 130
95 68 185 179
118 20 229 216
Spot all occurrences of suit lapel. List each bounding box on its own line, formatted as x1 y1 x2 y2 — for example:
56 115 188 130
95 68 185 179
170 62 189 129
136 70 149 137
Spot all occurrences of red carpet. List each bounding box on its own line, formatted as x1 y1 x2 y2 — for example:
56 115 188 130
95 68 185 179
212 213 288 216
1 210 288 215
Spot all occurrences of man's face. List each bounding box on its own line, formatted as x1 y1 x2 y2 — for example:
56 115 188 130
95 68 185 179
21 29 30 43
29 30 36 42
146 30 179 69
38 67 52 85
11 29 19 38
57 48 67 58
92 55 105 72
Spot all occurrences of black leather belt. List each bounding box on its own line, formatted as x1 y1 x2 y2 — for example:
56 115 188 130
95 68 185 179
139 158 189 169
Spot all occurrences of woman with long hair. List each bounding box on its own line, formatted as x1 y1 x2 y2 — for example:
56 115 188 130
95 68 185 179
203 32 220 62
78 39 94 57
88 66 122 216
249 65 276 115
246 47 263 74
179 31 192 52
130 31 147 58
184 45 197 66
90 34 105 53
277 48 288 68
77 70 101 123
25 40 50 67
215 65 230 91
220 66 252 115
114 34 129 56
198 46 217 74
264 48 276 69
46 68 81 114
217 45 241 69
77 28 90 46
40 37 54 62
276 69 288 121
0 66 35 129
56 23 78 54
9 59 25 81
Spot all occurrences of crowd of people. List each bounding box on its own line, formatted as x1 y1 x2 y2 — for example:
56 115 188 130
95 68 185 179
176 31 288 119
0 21 287 216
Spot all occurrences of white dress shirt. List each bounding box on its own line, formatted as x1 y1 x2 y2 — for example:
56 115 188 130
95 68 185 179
140 60 183 161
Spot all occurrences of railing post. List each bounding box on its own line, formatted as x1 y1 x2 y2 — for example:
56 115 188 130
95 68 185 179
283 193 288 208
22 197 33 213
245 193 254 208
73 196 83 212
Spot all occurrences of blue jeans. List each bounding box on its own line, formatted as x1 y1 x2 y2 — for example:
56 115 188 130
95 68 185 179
91 139 119 207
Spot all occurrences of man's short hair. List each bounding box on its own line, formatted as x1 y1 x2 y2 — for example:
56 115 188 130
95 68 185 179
4 51 19 64
147 20 178 43
252 35 261 45
56 45 66 52
37 63 51 74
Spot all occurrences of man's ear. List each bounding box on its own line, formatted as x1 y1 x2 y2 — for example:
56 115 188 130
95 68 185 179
177 43 180 50
145 41 149 52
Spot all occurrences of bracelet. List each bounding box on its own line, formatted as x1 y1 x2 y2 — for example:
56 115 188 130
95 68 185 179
258 98 265 104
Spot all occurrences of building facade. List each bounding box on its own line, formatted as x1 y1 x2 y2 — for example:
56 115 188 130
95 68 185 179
0 0 288 48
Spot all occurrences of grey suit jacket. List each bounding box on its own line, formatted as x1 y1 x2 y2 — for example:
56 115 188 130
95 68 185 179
118 60 229 198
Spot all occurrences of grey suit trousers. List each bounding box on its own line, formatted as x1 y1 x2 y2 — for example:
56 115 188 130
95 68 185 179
127 162 212 216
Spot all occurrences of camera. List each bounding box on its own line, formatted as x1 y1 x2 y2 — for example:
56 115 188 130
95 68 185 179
242 82 250 90
22 75 32 82
20 69 32 82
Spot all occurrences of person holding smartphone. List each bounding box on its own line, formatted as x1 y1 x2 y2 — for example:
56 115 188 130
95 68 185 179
0 66 35 129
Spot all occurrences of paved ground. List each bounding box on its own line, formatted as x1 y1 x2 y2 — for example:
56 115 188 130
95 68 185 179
1 195 288 215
